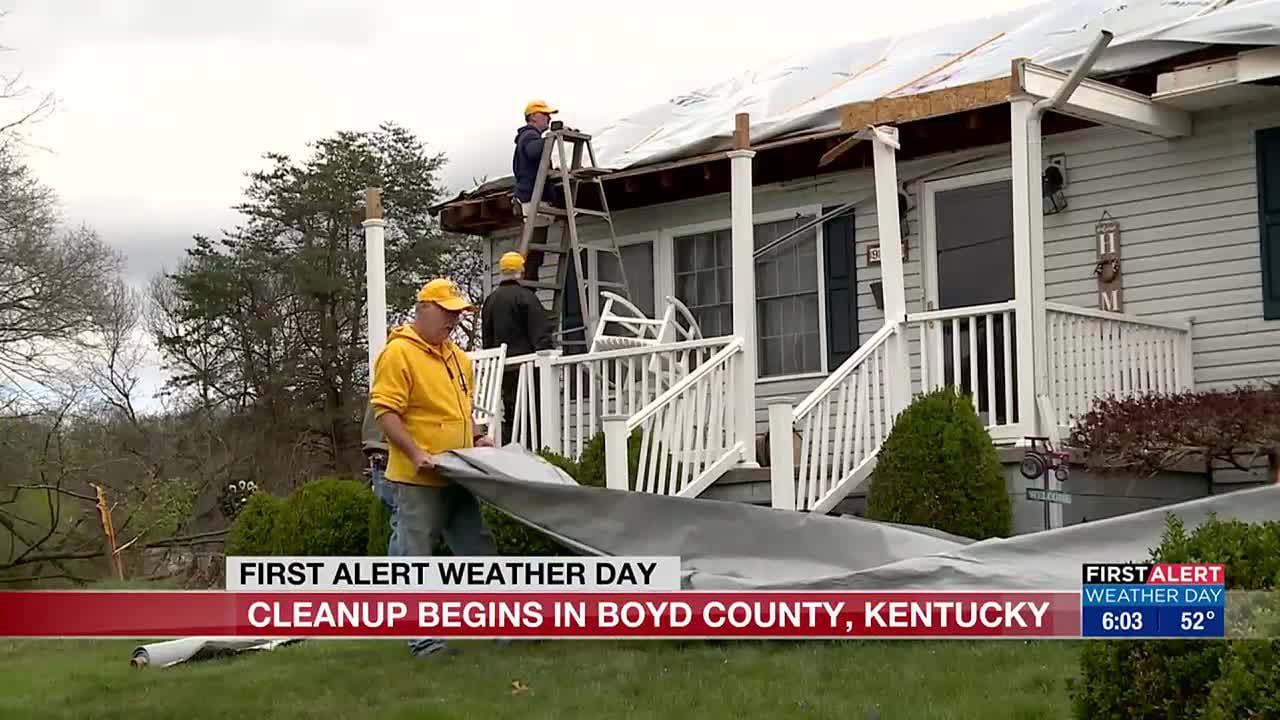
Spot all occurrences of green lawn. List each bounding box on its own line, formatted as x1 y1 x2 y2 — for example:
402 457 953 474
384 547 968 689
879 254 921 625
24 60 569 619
0 637 1082 719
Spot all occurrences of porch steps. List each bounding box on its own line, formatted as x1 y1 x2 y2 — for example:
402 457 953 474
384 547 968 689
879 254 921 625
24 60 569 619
700 466 772 506
700 466 870 515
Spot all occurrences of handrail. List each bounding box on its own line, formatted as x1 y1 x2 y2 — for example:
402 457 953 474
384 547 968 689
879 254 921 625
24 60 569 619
499 336 734 368
905 300 1018 324
625 337 745 430
549 335 735 365
793 322 897 419
1045 301 1193 332
503 352 542 366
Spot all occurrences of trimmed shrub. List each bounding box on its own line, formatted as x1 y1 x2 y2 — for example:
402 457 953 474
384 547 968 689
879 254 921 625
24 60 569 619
537 448 579 481
1070 513 1280 720
367 492 392 555
864 387 1011 540
576 428 644 489
273 477 374 556
225 491 286 555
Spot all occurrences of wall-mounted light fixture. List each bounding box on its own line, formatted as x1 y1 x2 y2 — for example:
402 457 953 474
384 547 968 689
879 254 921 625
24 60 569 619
1043 164 1067 215
898 191 911 238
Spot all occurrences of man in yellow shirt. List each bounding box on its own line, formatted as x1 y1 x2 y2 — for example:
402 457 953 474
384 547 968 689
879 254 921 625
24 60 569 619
370 277 496 658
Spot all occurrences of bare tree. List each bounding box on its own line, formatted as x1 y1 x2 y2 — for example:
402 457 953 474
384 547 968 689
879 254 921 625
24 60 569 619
0 11 57 148
0 149 123 412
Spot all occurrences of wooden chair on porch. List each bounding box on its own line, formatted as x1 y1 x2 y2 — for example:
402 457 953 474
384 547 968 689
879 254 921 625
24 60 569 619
466 343 507 442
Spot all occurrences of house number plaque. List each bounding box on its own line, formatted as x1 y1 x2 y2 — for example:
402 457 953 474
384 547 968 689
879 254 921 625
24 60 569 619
1094 212 1123 312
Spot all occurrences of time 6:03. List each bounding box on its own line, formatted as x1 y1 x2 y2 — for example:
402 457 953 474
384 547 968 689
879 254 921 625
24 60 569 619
1100 610 1144 632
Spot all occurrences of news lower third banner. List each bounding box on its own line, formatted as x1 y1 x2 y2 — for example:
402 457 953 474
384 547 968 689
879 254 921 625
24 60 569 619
0 558 1274 639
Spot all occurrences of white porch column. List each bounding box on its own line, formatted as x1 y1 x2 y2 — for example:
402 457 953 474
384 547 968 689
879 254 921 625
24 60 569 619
767 399 796 510
1011 96 1062 530
1008 98 1040 441
363 187 388 383
729 113 759 466
869 127 911 416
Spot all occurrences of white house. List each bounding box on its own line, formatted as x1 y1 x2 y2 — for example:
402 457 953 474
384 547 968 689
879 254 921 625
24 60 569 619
425 0 1280 523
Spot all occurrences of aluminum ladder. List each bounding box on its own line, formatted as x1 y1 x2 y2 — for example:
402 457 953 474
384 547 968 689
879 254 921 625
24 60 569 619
517 125 631 353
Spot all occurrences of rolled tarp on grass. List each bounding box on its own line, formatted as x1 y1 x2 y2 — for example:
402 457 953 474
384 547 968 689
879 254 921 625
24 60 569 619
131 637 302 669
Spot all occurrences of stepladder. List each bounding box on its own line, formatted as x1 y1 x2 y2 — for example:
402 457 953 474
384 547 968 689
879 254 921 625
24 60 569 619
516 124 632 354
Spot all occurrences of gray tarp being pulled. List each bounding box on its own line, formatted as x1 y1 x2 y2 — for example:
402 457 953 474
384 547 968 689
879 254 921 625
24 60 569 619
432 446 1280 592
131 445 1279 667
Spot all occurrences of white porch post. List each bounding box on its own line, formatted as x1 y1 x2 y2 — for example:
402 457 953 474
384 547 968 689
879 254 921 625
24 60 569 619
536 349 562 455
364 187 388 382
1008 98 1040 443
730 113 759 466
869 127 911 415
767 399 796 510
1012 95 1062 530
602 415 630 490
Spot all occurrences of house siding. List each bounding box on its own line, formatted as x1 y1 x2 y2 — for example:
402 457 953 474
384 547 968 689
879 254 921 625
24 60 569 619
479 100 1280 440
1039 103 1280 390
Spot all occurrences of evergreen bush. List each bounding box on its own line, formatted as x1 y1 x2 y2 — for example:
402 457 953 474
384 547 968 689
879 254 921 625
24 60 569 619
1070 513 1280 719
864 387 1011 540
273 476 373 556
224 491 286 556
575 428 644 489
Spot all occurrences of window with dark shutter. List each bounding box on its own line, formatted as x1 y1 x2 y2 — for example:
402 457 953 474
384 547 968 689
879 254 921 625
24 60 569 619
1255 126 1280 320
822 206 858 369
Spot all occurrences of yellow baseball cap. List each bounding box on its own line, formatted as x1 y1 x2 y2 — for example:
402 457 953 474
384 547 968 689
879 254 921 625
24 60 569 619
499 251 525 273
416 278 473 311
524 100 557 116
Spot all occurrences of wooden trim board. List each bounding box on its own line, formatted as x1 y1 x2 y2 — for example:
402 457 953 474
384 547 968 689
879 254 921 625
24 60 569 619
838 76 1015 129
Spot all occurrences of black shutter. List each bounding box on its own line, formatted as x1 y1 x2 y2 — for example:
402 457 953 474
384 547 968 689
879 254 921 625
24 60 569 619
822 206 859 369
1256 126 1280 320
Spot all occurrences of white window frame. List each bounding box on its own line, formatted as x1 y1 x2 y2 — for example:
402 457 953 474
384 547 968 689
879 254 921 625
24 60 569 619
919 166 1013 311
657 203 828 383
585 231 661 321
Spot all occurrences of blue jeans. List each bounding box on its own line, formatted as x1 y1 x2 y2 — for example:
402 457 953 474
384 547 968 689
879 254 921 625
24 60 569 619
371 469 400 555
389 480 498 656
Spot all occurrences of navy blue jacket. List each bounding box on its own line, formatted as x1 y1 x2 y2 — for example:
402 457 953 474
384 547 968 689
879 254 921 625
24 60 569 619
512 125 545 203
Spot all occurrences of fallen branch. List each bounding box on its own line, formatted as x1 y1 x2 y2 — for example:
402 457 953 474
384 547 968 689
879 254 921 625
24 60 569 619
143 529 229 547
5 549 106 567
3 483 98 503
0 573 93 585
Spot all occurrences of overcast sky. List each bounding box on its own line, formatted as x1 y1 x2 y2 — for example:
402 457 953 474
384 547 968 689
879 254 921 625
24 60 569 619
3 0 1037 409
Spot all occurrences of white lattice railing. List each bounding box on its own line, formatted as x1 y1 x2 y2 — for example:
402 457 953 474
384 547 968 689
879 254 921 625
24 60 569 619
904 300 1024 437
604 338 746 498
787 322 900 513
504 337 737 460
1045 302 1194 429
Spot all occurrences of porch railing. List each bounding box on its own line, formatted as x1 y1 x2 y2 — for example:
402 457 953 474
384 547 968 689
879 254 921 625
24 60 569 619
1044 302 1194 430
604 337 747 497
782 322 900 513
904 300 1024 438
503 336 738 460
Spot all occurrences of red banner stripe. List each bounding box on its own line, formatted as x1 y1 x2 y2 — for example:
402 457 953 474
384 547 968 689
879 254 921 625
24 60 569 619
0 591 1081 638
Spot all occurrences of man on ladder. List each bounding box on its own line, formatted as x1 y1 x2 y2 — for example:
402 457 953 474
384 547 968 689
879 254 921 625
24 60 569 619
509 98 633 354
512 100 562 282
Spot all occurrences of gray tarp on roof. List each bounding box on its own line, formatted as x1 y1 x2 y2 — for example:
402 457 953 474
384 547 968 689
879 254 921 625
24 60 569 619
462 0 1280 198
